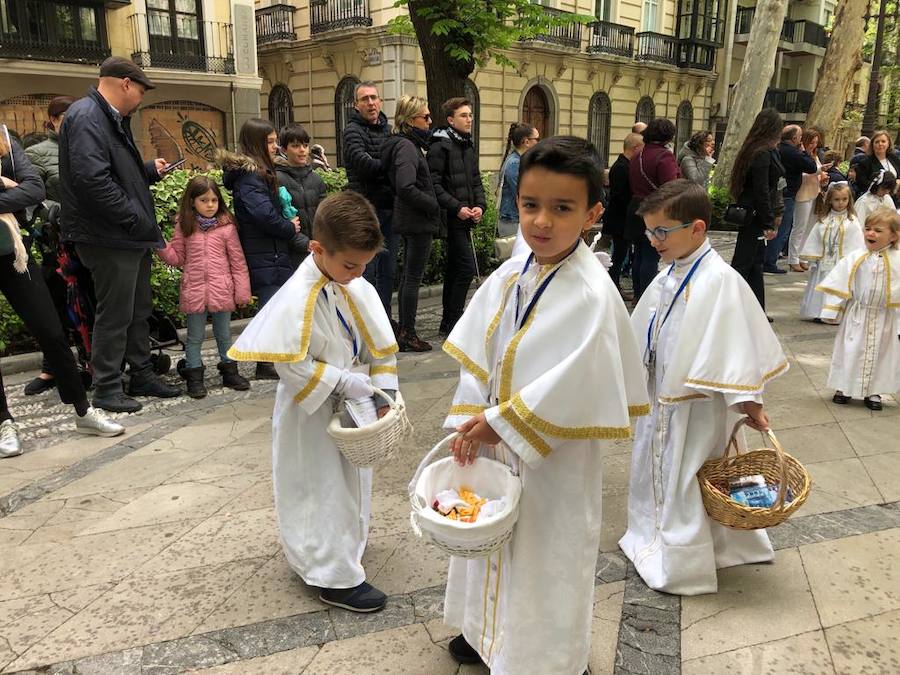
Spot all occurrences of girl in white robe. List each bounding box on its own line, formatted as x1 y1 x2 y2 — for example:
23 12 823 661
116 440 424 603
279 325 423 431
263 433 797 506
817 208 900 410
799 184 864 321
854 171 896 227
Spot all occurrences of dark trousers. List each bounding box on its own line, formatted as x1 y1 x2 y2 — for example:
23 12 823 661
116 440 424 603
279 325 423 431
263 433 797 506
255 284 281 308
764 196 794 269
0 256 88 421
398 234 433 332
363 209 399 317
39 257 68 376
631 236 660 301
441 228 477 330
608 234 631 287
75 244 153 398
732 227 767 310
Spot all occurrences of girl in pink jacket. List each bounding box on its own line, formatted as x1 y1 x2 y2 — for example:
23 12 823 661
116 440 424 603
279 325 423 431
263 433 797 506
157 176 252 398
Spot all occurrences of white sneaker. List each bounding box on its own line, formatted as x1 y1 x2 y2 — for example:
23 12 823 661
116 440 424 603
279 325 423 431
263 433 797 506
0 419 23 458
75 407 126 438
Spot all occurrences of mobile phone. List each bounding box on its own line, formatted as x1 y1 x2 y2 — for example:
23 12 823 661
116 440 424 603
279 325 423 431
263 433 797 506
160 158 186 173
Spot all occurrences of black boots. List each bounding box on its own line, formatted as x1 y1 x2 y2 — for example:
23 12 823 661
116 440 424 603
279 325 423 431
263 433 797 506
255 361 279 380
218 361 250 391
183 366 207 399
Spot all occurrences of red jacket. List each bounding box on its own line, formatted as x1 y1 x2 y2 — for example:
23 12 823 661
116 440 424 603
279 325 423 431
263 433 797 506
628 143 681 201
157 215 252 315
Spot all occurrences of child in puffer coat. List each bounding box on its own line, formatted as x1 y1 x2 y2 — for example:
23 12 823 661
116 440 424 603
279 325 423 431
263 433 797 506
157 175 252 398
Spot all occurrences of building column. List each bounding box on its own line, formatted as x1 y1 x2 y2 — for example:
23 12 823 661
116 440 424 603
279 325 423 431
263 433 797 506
230 0 262 146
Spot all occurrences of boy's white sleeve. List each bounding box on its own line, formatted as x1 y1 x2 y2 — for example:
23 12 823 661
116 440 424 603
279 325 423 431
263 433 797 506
819 299 846 321
275 358 342 414
444 370 492 429
362 347 399 392
723 392 763 410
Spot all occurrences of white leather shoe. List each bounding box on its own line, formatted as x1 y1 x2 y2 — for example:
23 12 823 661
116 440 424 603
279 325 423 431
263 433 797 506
0 419 23 458
75 407 125 437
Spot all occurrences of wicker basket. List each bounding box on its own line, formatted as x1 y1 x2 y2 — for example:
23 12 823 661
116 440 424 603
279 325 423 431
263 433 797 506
327 387 413 468
409 434 522 558
697 418 811 530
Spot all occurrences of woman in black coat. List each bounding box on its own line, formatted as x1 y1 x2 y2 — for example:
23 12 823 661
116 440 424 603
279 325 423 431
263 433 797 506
853 130 900 205
729 109 785 316
380 95 441 352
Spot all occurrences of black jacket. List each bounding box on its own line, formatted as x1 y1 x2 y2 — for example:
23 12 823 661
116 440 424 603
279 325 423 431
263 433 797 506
219 150 296 292
0 136 45 229
853 153 900 195
603 154 631 238
275 158 326 238
777 141 817 199
343 109 392 210
381 132 442 237
737 149 784 231
58 88 162 249
426 128 486 232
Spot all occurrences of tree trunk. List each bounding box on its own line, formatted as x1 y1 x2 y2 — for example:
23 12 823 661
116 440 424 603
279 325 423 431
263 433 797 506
806 0 868 139
408 0 475 121
712 0 790 192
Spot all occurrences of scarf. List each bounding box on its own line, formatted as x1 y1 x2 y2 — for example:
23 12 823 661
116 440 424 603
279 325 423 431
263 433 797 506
445 126 472 146
197 215 218 231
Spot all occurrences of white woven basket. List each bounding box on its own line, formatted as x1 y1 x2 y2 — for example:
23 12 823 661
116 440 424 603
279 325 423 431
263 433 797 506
327 387 413 468
408 434 522 558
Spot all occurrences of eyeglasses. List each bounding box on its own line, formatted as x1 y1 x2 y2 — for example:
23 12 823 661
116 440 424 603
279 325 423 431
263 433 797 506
414 114 432 121
645 222 693 242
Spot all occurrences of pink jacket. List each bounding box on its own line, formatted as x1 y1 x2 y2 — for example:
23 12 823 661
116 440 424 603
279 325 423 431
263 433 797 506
157 215 252 315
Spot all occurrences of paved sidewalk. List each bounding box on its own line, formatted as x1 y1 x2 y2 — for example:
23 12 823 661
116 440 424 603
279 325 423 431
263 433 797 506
0 234 897 674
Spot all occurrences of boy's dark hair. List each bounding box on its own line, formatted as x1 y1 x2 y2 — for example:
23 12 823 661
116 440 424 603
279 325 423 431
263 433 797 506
518 135 604 206
442 97 471 120
636 179 711 226
314 191 384 252
279 122 310 148
643 117 676 145
870 171 897 194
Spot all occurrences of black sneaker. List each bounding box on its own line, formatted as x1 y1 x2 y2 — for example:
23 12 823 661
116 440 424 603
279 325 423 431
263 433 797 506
448 634 482 664
92 392 143 414
23 376 56 396
864 396 883 411
319 582 387 613
832 391 850 405
255 362 279 380
763 265 787 275
127 372 181 398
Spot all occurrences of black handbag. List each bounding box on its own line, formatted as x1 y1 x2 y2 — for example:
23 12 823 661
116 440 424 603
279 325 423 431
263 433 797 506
723 204 755 228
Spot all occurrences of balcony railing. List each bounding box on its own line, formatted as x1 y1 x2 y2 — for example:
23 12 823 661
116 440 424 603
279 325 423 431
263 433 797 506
532 7 582 49
678 41 715 71
735 8 827 50
256 4 296 45
0 33 110 64
764 88 815 114
310 0 372 35
635 31 677 66
587 21 634 58
129 13 235 74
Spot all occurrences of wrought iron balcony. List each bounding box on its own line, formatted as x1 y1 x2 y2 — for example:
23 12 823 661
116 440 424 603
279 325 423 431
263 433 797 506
532 7 582 49
0 1 111 65
635 31 677 66
129 13 235 75
764 88 815 114
310 0 372 35
256 4 296 46
678 41 715 71
735 8 827 52
587 21 634 58
0 33 110 64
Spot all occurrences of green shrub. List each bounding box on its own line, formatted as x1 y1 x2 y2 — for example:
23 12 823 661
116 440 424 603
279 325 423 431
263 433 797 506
708 184 733 231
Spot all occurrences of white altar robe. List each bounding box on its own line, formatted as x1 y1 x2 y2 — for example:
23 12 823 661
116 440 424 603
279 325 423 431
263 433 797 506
619 241 788 596
228 255 398 588
854 192 895 228
441 242 649 674
799 211 864 319
817 247 900 398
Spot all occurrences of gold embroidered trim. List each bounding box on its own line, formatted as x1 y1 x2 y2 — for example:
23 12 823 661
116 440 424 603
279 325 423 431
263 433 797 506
800 254 822 261
658 393 709 404
484 273 520 353
480 552 492 654
822 303 844 312
293 361 326 404
227 347 300 363
509 394 633 439
337 287 399 359
499 403 553 457
443 340 490 384
498 312 537 403
487 548 502 663
449 404 488 416
814 284 851 299
628 403 652 416
684 359 789 392
369 365 398 377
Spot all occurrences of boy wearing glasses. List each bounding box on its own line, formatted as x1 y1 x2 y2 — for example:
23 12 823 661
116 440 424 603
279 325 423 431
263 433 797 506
619 179 787 596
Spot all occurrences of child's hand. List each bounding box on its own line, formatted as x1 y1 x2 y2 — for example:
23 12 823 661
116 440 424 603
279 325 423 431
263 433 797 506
741 401 770 432
376 405 390 419
451 414 501 465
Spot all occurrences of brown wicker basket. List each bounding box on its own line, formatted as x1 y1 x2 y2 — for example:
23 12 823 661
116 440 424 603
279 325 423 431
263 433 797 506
697 418 811 530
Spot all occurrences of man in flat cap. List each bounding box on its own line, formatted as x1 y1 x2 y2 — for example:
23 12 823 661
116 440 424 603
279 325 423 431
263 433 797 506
58 56 181 413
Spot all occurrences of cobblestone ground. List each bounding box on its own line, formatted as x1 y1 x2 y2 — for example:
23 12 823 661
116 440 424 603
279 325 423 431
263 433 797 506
0 233 898 674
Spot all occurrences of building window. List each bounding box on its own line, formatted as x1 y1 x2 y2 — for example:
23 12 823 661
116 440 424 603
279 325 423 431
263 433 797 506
0 0 110 64
334 76 359 168
676 0 725 45
642 0 659 31
146 0 202 51
636 96 655 125
267 85 294 134
464 78 480 154
595 0 613 21
522 85 552 141
675 100 693 149
587 92 612 167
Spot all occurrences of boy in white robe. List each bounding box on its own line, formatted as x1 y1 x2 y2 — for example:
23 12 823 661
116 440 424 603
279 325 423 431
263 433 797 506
620 180 788 596
228 192 399 612
440 136 650 674
818 207 900 411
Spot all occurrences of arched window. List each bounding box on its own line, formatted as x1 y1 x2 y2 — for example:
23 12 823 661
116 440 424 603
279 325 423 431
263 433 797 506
334 76 360 168
464 78 480 154
635 96 655 125
267 85 294 133
676 100 694 149
522 85 551 140
587 92 612 167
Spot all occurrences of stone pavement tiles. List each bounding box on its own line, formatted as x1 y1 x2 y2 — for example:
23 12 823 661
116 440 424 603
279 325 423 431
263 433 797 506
0 232 898 674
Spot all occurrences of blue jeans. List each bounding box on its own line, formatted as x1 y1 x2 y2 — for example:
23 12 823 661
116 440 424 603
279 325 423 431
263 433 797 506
363 209 399 317
631 236 660 301
764 196 795 269
185 311 233 368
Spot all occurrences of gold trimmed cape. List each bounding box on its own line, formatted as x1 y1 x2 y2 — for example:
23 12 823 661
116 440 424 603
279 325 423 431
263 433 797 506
816 247 900 309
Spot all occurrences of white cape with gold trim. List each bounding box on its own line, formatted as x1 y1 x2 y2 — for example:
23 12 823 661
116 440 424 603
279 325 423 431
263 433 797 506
620 242 788 595
440 242 649 674
799 212 864 319
817 247 900 398
228 255 398 588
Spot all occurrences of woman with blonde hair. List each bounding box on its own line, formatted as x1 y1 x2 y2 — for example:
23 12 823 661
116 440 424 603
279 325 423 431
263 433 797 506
380 94 441 352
